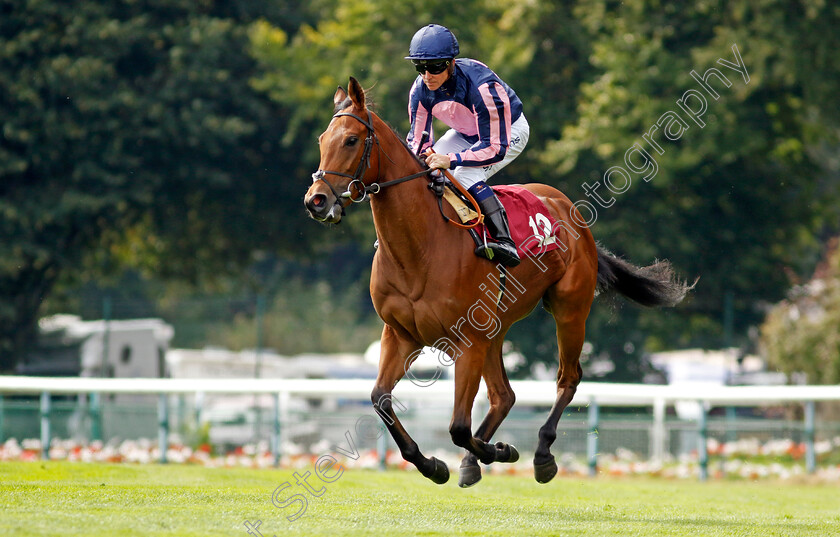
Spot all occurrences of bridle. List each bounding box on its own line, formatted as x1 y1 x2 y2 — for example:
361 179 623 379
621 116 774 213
310 108 483 229
311 110 431 210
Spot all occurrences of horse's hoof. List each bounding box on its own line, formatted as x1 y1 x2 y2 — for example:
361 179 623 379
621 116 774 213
426 457 450 485
534 457 558 484
458 463 482 488
495 442 520 463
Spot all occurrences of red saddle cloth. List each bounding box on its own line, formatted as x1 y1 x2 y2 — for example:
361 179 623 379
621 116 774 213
478 185 566 258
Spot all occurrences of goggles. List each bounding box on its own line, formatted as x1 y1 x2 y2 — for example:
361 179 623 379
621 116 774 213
413 59 451 75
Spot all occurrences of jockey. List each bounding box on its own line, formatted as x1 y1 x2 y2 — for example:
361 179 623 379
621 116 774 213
406 24 529 268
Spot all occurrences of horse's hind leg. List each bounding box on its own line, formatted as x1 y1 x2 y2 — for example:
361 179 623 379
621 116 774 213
371 325 449 484
534 270 596 484
458 337 519 488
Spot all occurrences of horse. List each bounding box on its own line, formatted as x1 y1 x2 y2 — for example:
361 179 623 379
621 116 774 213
304 77 692 487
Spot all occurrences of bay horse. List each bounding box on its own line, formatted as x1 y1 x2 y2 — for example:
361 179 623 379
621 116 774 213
304 77 691 487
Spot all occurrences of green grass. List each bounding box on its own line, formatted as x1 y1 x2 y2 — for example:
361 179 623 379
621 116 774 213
1 461 839 537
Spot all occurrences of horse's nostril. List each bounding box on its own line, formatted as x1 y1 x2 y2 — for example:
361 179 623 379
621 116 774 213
306 194 327 209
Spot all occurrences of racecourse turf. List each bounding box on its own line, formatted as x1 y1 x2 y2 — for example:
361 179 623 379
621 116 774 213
1 461 838 536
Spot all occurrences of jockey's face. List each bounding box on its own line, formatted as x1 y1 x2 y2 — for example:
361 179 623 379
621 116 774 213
421 64 451 91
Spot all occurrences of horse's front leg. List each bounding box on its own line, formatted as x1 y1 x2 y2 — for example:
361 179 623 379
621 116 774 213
458 338 519 487
449 344 500 468
371 325 449 484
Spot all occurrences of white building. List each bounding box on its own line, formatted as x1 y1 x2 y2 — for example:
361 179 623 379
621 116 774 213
20 314 174 378
166 347 377 380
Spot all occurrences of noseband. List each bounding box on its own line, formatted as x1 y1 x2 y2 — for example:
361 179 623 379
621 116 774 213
311 111 431 211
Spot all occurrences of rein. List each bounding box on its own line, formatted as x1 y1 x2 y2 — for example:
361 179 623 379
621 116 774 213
312 109 482 228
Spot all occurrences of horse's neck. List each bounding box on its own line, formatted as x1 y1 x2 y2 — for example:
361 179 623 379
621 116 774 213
370 177 442 262
369 142 445 268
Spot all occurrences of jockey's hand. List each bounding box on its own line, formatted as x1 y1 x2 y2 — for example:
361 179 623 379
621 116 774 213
424 152 451 170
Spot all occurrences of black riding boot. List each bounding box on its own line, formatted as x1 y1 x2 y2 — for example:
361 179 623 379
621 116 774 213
476 193 521 267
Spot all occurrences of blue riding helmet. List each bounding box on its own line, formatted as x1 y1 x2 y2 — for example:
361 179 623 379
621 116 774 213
405 24 460 61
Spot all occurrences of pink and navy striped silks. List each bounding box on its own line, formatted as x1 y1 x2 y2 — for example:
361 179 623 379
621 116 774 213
407 59 523 169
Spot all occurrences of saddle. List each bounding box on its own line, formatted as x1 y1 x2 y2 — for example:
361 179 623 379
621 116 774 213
429 176 566 261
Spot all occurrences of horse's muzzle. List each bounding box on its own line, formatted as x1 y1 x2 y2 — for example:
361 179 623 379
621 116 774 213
304 192 343 223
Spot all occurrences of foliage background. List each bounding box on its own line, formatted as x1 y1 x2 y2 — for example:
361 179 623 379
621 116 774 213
2 0 839 381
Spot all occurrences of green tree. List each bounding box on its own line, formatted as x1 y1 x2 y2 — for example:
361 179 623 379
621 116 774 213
762 239 840 385
0 1 307 371
251 0 490 165
529 0 840 372
209 275 382 355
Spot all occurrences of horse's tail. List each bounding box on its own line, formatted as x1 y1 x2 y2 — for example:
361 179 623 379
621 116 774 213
596 244 695 307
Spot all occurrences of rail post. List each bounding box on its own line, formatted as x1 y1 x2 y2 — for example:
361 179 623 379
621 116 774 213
651 397 666 465
278 390 290 465
89 392 102 442
698 401 708 481
157 393 169 463
804 400 816 474
40 391 51 460
587 399 600 476
272 392 281 467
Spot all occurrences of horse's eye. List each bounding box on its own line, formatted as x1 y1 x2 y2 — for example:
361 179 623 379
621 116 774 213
346 136 359 147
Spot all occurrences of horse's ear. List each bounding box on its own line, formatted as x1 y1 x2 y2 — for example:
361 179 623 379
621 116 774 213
333 86 348 107
348 76 366 109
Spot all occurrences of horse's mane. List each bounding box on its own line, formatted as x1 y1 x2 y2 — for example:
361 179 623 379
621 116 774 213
334 91 426 168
